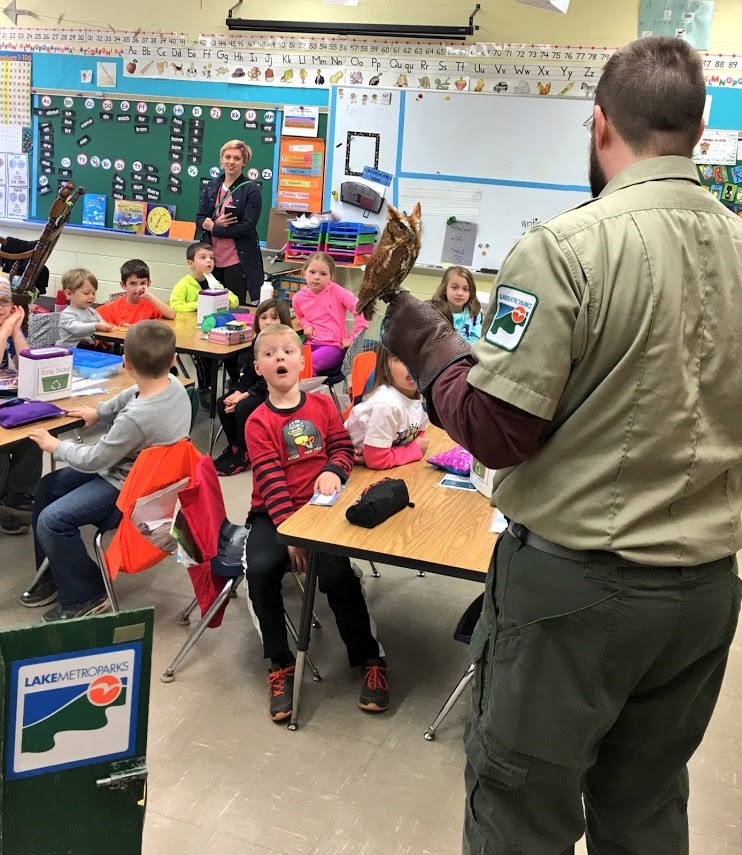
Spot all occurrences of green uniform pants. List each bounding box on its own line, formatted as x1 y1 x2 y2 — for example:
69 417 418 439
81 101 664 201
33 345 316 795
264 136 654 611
463 530 741 855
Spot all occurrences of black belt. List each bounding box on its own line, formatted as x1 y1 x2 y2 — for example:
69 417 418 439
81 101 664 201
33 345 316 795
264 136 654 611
507 522 640 567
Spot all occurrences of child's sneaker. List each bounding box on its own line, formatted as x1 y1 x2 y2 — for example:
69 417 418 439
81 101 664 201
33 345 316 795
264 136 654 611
0 493 34 534
20 574 58 607
268 664 295 722
214 446 250 477
358 659 389 713
42 595 110 622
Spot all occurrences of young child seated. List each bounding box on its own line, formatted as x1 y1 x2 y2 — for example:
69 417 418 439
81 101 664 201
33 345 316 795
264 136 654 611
212 297 291 477
345 344 430 469
170 241 240 404
98 259 176 325
430 266 483 344
169 242 239 313
23 321 192 620
0 276 42 535
292 251 368 375
244 324 388 722
56 268 115 349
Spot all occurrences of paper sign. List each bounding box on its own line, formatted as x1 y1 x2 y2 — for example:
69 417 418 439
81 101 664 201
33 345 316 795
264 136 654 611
638 0 715 49
693 128 738 165
442 220 478 267
6 644 141 779
283 104 320 137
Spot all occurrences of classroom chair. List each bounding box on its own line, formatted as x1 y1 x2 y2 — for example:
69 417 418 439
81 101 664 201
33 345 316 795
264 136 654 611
162 544 323 684
423 592 484 741
27 311 61 347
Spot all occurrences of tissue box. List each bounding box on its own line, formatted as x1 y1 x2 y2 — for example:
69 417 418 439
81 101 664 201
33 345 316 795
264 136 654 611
197 289 230 324
17 347 73 401
208 328 251 345
469 458 496 498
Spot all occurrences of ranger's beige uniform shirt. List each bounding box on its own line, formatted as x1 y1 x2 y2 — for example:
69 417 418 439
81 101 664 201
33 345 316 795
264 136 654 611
469 156 742 565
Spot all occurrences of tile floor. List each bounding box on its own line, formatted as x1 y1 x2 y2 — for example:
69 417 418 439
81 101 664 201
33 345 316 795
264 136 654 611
0 410 740 854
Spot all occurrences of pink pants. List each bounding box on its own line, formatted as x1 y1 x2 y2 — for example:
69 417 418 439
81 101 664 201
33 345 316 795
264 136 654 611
310 343 345 375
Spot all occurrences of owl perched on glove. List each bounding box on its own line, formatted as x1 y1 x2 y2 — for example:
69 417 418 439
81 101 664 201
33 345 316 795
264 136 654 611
356 202 422 321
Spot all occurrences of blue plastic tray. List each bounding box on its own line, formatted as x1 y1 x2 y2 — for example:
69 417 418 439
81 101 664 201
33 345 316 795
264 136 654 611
72 348 124 379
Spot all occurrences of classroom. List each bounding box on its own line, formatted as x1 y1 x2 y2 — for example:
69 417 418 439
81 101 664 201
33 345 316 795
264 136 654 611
0 0 741 852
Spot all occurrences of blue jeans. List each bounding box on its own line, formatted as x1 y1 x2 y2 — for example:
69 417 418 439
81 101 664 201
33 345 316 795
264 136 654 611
33 468 121 608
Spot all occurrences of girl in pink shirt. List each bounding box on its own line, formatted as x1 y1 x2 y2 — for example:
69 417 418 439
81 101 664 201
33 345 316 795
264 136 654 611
292 251 368 374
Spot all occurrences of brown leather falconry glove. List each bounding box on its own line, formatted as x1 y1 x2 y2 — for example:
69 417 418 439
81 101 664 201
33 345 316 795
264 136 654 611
381 291 471 394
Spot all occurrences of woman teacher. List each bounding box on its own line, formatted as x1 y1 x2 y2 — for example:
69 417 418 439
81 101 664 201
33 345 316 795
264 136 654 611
196 140 264 303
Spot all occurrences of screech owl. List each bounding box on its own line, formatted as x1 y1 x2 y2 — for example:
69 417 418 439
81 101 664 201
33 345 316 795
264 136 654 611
356 202 422 321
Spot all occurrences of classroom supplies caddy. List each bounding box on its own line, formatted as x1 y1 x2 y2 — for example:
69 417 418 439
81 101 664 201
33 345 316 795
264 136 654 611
285 221 378 267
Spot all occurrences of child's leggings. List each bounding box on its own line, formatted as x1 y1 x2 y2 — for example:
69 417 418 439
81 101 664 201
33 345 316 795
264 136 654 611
310 343 345 375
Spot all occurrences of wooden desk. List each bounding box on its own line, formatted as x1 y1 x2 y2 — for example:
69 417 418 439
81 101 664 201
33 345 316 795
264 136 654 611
0 371 193 449
277 426 496 729
96 314 255 451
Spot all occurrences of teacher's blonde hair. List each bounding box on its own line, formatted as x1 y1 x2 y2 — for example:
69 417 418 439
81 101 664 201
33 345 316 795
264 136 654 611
220 139 252 163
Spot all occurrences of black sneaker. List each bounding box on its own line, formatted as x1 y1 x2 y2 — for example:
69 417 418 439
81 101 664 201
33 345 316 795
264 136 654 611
0 514 30 535
20 573 58 608
0 493 34 533
212 444 237 468
42 595 110 622
198 388 211 410
215 448 250 477
358 659 389 713
267 664 295 722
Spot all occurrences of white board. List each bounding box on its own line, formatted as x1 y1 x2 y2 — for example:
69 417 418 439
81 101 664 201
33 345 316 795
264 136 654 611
326 86 401 232
329 87 592 269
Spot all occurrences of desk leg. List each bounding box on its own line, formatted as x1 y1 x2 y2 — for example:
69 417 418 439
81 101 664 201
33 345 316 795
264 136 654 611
208 358 219 454
288 550 319 732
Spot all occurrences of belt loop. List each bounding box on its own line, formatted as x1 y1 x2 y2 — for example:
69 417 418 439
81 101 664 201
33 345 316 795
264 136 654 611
681 567 697 583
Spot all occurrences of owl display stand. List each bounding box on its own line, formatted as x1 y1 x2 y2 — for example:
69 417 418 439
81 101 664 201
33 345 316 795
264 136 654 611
9 182 85 325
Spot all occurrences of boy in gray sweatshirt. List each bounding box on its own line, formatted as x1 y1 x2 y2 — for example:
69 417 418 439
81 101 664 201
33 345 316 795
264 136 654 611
56 268 114 348
24 321 192 620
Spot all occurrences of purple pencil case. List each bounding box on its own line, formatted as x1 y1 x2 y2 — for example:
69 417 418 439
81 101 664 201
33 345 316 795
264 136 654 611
0 397 68 428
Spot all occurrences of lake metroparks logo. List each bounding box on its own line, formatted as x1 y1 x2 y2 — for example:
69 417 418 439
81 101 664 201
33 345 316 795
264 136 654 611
6 645 140 779
485 285 538 351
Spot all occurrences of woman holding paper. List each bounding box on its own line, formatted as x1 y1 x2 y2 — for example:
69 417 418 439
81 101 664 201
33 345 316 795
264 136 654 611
196 139 264 304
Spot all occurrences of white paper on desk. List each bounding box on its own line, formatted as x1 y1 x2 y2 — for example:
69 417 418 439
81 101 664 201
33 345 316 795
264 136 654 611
71 386 107 397
489 509 508 533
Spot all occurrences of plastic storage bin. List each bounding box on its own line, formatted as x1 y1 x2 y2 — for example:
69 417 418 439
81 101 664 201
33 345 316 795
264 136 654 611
72 348 124 379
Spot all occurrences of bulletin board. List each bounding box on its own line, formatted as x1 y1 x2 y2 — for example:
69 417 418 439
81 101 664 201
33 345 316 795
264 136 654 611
31 93 329 241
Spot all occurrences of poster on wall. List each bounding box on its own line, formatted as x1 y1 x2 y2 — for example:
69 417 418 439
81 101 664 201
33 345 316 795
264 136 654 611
638 0 715 50
692 128 738 165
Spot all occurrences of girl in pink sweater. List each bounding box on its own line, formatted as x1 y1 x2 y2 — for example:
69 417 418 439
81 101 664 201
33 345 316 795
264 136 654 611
292 252 368 375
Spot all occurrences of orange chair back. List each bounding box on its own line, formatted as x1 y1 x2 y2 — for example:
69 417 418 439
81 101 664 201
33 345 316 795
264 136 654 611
342 350 377 421
299 343 313 379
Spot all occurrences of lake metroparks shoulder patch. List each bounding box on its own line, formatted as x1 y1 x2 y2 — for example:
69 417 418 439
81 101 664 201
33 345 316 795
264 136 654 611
484 285 538 351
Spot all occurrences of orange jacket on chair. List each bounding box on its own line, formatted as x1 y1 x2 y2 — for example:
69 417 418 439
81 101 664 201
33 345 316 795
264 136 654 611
342 350 377 421
104 438 202 579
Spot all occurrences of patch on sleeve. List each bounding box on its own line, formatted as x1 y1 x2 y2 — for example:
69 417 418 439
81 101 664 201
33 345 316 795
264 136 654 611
484 286 538 351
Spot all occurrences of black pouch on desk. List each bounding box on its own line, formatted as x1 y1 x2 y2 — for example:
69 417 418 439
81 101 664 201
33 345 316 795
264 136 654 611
345 477 413 528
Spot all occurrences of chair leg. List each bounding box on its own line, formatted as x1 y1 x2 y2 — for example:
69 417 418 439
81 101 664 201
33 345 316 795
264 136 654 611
424 663 475 741
93 529 119 613
284 610 322 682
370 561 381 578
161 578 238 683
25 557 50 591
177 596 200 626
289 570 322 629
327 383 342 415
176 354 190 378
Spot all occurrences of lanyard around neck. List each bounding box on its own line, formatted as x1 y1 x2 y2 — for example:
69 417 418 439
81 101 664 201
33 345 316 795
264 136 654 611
214 178 251 215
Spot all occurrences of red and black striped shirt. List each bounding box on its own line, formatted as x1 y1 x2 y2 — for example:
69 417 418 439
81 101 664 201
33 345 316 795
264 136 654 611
246 392 354 526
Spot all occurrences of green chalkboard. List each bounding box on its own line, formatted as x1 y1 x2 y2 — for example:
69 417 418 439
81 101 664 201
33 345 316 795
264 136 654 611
33 94 327 242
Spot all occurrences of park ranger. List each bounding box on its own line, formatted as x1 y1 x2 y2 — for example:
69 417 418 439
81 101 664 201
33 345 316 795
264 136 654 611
383 35 742 855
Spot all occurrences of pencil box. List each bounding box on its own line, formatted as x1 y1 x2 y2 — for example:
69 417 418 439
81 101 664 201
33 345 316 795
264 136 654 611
345 477 414 529
0 397 67 428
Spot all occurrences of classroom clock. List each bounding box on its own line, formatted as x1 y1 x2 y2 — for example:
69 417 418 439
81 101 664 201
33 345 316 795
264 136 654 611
146 205 174 236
